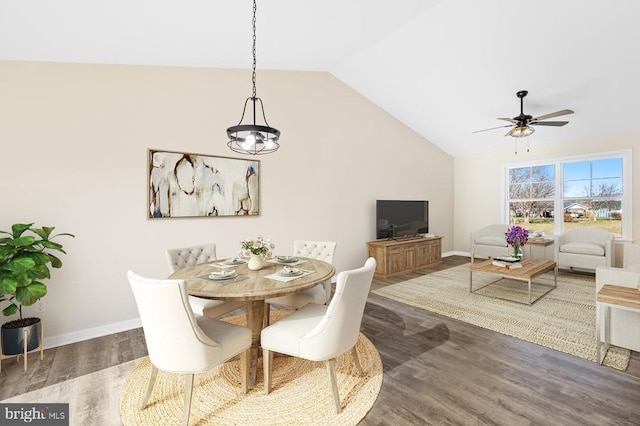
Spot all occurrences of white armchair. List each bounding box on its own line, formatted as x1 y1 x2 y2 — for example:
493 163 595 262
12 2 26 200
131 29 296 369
261 257 376 414
166 244 244 318
470 224 508 262
595 243 640 353
556 228 614 271
127 271 251 426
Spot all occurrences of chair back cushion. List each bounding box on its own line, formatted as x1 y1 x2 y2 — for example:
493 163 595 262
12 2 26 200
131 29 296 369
165 243 217 274
127 271 222 372
558 228 613 246
293 240 337 264
299 257 376 360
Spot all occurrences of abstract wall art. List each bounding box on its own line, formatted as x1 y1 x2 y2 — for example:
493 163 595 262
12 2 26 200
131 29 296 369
148 149 260 218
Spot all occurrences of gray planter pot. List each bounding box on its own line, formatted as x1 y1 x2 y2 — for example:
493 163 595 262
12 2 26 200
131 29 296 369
1 318 42 356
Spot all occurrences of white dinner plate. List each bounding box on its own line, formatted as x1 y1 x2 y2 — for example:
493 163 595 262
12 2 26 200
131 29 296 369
209 272 238 280
277 256 298 263
224 258 246 265
279 268 303 277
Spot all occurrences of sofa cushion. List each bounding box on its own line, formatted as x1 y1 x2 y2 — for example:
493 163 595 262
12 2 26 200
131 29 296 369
475 236 507 247
560 242 605 256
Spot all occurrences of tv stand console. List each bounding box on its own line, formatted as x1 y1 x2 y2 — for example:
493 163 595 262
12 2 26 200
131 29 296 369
367 236 442 278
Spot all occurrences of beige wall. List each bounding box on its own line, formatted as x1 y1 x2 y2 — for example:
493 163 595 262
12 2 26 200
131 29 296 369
454 133 639 263
0 61 454 346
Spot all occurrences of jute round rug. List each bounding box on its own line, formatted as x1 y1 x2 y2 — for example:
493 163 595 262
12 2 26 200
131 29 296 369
120 311 383 425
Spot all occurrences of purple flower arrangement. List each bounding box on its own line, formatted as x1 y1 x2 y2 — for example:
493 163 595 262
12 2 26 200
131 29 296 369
506 226 528 258
506 225 529 247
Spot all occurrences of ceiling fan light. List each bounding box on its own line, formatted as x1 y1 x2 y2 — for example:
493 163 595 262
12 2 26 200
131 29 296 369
511 125 534 138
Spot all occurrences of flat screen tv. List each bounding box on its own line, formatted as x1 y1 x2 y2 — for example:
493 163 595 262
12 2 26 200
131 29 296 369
376 200 429 240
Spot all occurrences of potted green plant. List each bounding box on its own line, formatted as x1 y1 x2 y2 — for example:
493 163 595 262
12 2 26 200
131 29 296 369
0 223 74 356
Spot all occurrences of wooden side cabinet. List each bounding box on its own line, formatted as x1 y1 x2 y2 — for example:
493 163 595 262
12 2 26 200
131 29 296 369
367 237 442 278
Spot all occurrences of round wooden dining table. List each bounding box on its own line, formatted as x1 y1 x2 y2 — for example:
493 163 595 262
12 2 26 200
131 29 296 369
168 257 335 388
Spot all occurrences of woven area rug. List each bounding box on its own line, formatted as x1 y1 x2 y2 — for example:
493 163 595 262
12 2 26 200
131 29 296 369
372 263 630 371
120 311 383 425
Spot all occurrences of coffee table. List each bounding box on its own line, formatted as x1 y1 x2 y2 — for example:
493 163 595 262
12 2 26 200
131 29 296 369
469 258 557 305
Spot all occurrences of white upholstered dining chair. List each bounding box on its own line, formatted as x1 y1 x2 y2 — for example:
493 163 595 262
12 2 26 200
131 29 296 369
261 257 376 414
165 244 244 318
127 271 251 426
263 240 337 325
267 240 337 306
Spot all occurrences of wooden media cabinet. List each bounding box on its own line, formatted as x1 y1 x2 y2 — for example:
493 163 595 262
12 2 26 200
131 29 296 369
367 236 442 278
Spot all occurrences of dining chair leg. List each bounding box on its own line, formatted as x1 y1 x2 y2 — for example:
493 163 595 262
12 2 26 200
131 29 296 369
140 365 159 410
325 358 341 414
240 348 250 394
323 281 332 304
351 346 364 376
263 348 273 394
183 374 194 426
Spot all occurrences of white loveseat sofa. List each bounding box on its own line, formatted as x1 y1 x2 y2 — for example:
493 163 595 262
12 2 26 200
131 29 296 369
595 244 640 352
556 228 614 271
470 224 508 263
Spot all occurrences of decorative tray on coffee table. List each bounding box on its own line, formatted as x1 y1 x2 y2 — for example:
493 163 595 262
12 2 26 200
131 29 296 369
493 256 521 263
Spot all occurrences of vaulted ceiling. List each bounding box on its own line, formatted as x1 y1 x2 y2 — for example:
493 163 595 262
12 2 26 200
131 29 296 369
2 0 638 157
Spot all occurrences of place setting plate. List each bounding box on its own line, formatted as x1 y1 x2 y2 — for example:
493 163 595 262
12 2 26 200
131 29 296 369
213 258 247 268
278 267 303 277
276 256 299 264
208 270 238 281
265 266 314 282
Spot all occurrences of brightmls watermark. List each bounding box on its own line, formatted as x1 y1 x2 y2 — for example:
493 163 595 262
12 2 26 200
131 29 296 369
1 404 68 425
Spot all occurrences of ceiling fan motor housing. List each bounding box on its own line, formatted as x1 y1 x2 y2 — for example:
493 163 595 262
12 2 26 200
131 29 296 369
472 89 574 137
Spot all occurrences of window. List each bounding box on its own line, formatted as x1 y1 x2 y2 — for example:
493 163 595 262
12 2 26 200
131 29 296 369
505 151 631 238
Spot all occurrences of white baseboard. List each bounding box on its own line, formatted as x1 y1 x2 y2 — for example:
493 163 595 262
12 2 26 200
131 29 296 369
43 318 142 350
443 251 470 258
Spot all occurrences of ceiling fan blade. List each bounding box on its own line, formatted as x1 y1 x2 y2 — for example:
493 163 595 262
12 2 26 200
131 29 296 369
472 124 515 134
498 117 518 123
531 121 569 127
531 109 574 121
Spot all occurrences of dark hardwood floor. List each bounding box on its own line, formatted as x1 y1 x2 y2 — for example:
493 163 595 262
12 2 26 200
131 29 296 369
1 256 639 425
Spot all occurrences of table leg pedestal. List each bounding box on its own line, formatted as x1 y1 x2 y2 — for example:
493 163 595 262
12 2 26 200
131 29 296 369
245 300 266 388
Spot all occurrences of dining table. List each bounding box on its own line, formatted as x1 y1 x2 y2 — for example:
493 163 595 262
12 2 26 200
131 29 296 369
168 256 336 388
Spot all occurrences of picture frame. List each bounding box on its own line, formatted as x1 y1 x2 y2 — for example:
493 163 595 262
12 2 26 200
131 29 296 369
148 149 260 218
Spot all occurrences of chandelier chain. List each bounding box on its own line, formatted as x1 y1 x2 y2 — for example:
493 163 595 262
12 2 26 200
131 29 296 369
226 0 280 155
251 0 257 99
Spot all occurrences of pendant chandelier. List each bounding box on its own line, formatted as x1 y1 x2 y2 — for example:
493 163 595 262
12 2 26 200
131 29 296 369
227 0 280 155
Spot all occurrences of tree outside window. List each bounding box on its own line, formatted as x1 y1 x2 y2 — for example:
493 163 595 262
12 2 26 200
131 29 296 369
508 165 555 234
563 158 622 236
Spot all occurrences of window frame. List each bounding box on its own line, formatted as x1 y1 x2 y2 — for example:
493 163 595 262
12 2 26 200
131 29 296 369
502 149 632 239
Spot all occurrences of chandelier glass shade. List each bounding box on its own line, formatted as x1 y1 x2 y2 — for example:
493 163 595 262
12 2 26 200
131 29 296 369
227 0 280 155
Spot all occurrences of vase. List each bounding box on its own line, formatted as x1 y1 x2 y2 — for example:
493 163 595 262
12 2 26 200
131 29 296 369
248 254 265 271
513 241 521 258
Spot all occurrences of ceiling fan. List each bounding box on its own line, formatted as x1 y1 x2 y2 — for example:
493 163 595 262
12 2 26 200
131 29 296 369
473 90 574 138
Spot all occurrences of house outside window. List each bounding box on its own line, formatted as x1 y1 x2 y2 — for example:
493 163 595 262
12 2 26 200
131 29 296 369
505 150 631 239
